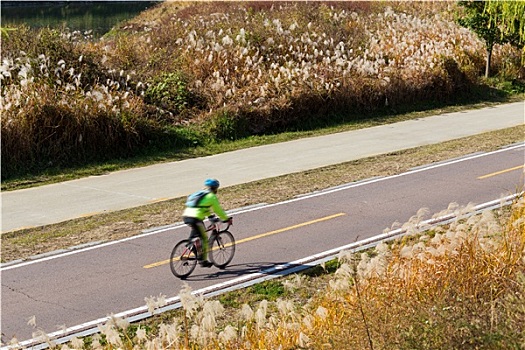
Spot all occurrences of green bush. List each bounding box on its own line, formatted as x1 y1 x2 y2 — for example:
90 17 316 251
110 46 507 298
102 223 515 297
144 72 191 115
201 108 252 141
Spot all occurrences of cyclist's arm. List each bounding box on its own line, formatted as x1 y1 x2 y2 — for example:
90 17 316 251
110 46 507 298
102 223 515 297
207 194 229 221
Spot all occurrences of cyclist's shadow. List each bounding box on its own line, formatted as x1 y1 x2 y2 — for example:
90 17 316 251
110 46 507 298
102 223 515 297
185 262 301 281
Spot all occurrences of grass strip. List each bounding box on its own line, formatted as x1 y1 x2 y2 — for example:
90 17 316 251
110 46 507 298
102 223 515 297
2 98 522 192
2 124 523 263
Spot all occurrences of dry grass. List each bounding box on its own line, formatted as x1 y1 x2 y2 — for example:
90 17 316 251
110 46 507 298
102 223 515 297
2 2 524 346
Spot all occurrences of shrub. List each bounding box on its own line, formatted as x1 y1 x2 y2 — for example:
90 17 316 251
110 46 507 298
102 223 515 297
144 72 192 116
0 27 162 178
0 79 155 177
97 1 492 135
201 108 250 141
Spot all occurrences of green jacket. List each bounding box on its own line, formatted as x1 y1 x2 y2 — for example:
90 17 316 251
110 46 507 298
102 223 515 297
182 192 229 221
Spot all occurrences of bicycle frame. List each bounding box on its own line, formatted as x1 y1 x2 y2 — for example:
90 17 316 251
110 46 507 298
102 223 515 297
205 215 232 234
183 216 231 257
178 244 197 260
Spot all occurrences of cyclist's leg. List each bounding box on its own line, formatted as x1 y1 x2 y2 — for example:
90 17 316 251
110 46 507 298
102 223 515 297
183 217 208 260
193 220 212 267
194 221 208 260
183 216 201 240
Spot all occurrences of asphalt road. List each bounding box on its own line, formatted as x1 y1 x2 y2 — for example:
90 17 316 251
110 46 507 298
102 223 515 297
2 143 524 344
2 101 523 233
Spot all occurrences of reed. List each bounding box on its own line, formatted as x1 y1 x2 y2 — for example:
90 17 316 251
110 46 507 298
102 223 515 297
1 2 522 178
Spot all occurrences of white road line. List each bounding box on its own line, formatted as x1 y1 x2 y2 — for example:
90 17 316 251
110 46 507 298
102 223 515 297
2 142 523 272
5 192 521 350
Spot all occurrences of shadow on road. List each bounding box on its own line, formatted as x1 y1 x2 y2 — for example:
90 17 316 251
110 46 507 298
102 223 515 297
184 261 310 281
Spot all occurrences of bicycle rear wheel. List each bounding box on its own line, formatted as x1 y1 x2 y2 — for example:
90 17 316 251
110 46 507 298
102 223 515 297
170 239 197 279
209 231 235 269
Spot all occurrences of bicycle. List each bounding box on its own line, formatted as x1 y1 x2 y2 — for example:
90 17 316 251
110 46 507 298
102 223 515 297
170 215 235 279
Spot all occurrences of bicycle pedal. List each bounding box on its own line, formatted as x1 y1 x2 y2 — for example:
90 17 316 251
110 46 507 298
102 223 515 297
199 260 213 268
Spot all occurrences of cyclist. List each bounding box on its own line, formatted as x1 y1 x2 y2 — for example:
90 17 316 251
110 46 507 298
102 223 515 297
183 178 232 267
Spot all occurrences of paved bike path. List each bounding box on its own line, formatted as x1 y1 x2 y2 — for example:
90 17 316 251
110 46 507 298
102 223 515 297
3 143 524 344
1 101 524 233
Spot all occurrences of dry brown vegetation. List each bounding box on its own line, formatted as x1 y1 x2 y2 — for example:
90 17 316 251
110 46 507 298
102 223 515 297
1 2 522 179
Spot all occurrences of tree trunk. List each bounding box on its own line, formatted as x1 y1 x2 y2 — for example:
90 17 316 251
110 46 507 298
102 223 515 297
485 45 493 78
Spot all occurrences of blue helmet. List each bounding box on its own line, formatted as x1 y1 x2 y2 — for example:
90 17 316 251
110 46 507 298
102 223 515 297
204 178 220 189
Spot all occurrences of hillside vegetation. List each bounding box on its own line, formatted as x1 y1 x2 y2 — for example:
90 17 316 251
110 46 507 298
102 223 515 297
1 1 522 180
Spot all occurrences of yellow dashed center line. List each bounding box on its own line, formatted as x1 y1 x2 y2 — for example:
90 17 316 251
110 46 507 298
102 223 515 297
478 165 524 180
143 212 346 269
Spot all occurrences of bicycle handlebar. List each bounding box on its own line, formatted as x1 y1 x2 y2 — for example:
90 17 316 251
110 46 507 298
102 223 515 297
207 215 233 231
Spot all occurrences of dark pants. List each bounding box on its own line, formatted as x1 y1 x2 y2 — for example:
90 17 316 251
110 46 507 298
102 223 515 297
183 217 208 260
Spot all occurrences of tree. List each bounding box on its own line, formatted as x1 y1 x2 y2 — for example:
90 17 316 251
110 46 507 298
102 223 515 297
457 1 524 78
484 1 525 45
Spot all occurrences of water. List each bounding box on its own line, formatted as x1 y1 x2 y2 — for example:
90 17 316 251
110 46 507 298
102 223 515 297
1 1 161 37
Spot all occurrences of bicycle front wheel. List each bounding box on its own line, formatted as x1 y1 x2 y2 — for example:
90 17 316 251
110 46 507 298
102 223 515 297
170 239 197 279
209 230 235 269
